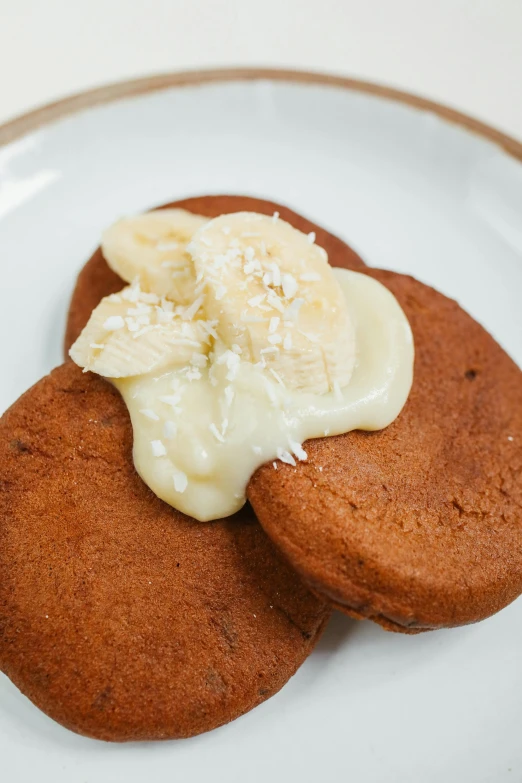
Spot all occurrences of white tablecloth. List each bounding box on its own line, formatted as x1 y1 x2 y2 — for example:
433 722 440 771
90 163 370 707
0 0 521 140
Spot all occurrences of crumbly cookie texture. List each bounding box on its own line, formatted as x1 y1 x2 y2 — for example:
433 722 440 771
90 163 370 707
249 269 522 632
0 363 330 741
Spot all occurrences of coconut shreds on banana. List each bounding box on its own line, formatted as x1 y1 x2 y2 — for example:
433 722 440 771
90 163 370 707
69 207 413 522
69 281 210 378
72 210 356 394
188 212 355 395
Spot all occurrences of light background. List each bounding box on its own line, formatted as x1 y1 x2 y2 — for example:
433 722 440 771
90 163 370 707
0 0 521 138
1 4 522 782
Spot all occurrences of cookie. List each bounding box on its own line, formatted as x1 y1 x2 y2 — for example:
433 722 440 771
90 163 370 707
248 269 522 632
64 194 366 354
0 363 330 741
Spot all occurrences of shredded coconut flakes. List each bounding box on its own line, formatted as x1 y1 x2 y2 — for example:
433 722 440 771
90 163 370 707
282 273 298 300
140 409 159 421
103 315 125 331
248 293 267 308
269 316 280 333
283 298 305 321
182 296 204 321
163 421 177 439
269 368 285 386
209 423 225 443
172 469 188 493
289 439 308 461
151 440 167 457
276 447 296 466
158 394 182 409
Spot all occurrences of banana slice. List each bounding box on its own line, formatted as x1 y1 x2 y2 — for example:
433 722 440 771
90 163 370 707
102 209 208 304
189 212 356 395
69 283 209 378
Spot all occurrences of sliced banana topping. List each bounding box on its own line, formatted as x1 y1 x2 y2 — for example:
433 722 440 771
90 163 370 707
70 208 414 522
189 212 355 395
70 282 209 378
102 209 208 304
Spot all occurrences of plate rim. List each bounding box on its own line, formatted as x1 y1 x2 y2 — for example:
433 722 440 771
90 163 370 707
0 66 521 162
1 66 522 780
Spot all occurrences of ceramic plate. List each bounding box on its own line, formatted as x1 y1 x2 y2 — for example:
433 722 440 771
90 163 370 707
1 69 521 783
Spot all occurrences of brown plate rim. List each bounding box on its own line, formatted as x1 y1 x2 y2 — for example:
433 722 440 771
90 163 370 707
0 67 521 162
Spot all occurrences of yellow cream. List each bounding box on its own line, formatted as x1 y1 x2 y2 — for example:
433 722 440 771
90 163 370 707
114 269 413 521
70 210 414 522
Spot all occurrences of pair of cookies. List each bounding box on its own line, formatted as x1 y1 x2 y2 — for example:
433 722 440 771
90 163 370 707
0 196 361 742
1 195 521 742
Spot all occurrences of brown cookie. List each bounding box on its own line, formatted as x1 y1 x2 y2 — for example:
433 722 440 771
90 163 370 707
0 363 330 741
64 194 366 354
248 269 522 632
63 204 522 633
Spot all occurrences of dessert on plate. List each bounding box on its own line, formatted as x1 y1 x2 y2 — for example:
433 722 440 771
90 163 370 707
1 194 520 741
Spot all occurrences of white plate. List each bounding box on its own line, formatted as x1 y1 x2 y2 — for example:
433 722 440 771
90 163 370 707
1 71 521 783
